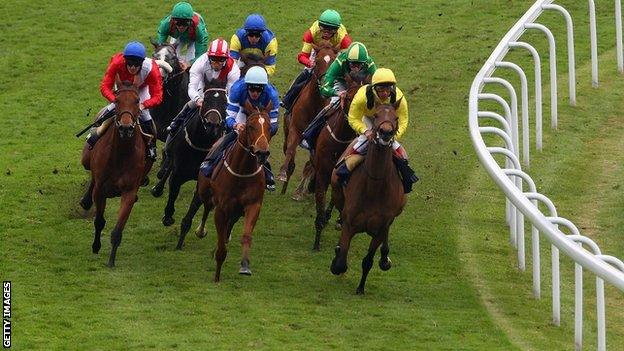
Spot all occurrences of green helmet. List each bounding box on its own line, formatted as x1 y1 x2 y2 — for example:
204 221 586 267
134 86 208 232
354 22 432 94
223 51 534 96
319 9 341 28
171 2 194 19
345 42 369 63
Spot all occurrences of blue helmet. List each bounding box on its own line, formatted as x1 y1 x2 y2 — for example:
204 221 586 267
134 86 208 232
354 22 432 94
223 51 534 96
244 66 268 85
244 14 267 32
123 41 146 59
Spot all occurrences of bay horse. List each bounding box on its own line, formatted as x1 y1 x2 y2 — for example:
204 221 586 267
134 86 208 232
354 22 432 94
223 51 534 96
329 103 407 294
80 79 153 267
178 100 272 281
311 72 369 250
277 41 339 195
149 40 190 141
151 79 226 228
240 52 267 77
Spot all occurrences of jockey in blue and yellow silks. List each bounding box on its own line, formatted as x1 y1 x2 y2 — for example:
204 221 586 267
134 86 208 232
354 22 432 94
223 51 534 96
200 66 280 191
335 68 418 193
230 14 278 76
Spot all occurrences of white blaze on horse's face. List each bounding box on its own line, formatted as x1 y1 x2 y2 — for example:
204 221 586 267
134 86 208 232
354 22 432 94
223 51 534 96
323 55 331 63
258 117 265 125
213 92 219 98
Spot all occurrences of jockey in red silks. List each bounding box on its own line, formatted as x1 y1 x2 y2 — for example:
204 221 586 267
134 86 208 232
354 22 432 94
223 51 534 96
86 41 163 160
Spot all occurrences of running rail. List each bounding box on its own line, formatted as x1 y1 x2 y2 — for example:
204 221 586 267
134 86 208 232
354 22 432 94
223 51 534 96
468 1 624 350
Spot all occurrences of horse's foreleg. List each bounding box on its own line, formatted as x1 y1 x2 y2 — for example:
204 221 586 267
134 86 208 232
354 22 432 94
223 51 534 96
331 223 354 276
162 172 183 226
177 189 207 250
213 207 230 282
239 203 261 276
107 191 137 268
277 125 301 183
293 160 315 201
92 185 106 254
356 235 384 295
313 172 330 251
379 234 392 271
195 198 211 239
151 166 171 198
80 180 95 210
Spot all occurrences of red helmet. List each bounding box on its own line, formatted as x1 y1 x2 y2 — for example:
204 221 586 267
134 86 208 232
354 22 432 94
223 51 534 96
207 39 229 58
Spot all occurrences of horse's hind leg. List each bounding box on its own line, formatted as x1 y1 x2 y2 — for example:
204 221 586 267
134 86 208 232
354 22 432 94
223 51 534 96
92 186 106 254
80 180 95 210
151 166 171 198
356 235 384 295
213 207 230 282
195 198 210 238
162 172 183 226
239 203 261 276
313 172 330 251
277 125 300 183
379 236 392 271
177 190 207 250
292 160 314 201
107 191 137 268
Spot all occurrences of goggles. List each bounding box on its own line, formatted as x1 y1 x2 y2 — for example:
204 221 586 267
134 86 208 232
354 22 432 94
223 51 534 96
209 56 227 63
125 57 144 67
247 31 262 38
247 84 265 93
174 18 191 26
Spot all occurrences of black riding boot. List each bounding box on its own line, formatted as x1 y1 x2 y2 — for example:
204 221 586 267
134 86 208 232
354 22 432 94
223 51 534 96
281 69 313 112
167 102 193 133
264 162 275 191
140 120 158 161
300 100 339 150
335 161 351 187
200 131 237 177
85 108 116 149
393 157 419 194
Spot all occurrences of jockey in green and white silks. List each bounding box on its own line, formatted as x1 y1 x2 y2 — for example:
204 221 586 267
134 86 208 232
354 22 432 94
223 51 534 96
156 2 209 70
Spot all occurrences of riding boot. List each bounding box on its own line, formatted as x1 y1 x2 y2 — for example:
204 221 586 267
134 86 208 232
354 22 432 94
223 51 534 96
86 128 100 149
264 162 276 191
167 102 192 133
140 120 158 161
160 133 175 173
280 69 313 112
393 157 419 194
335 161 351 187
85 108 116 149
300 100 339 150
200 131 237 177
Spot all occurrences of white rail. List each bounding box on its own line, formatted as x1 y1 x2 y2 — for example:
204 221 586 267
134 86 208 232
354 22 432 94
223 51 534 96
468 1 624 350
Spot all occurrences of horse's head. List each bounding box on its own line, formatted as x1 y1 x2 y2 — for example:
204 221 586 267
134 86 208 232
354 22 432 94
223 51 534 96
343 72 371 111
114 77 140 138
240 53 266 77
241 99 272 165
151 38 177 82
311 40 339 76
373 103 399 146
200 78 227 134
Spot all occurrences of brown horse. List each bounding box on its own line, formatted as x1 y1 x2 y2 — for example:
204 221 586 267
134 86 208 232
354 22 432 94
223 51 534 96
329 103 407 294
80 79 153 267
311 73 369 250
240 52 266 77
277 41 339 195
179 100 272 282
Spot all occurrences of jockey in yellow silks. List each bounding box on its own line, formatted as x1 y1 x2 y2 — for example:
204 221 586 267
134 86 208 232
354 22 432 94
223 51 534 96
335 68 418 193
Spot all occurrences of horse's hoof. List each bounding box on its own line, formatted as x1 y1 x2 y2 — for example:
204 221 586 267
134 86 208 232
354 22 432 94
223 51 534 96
312 244 320 251
79 198 92 211
239 266 252 275
379 257 392 271
334 218 342 231
151 185 164 198
142 176 149 187
175 243 183 250
195 227 207 238
356 287 365 295
162 216 175 227
276 172 288 182
92 243 101 254
156 168 166 180
291 192 306 202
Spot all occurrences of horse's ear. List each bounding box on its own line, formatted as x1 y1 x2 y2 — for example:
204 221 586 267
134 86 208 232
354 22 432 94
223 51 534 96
243 99 255 114
364 74 372 84
264 100 273 113
393 97 403 110
311 43 320 52
333 42 341 53
344 72 354 86
149 37 159 48
115 74 122 90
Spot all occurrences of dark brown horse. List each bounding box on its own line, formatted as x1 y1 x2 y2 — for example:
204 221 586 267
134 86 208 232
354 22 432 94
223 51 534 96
240 52 267 77
311 73 369 250
329 103 407 294
80 79 153 267
179 100 272 281
277 42 339 195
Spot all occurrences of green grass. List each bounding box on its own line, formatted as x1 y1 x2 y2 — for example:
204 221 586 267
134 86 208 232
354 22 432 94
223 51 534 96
1 0 623 350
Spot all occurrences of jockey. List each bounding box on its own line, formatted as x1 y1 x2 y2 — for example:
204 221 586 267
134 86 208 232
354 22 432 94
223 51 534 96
300 41 377 150
335 68 418 193
156 1 209 70
280 9 352 113
200 66 280 191
162 39 241 168
230 14 278 76
87 41 163 160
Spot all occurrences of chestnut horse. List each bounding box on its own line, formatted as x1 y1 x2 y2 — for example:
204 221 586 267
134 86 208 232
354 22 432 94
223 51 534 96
80 79 153 267
178 100 272 281
311 72 369 250
277 42 339 195
152 79 227 227
329 103 407 294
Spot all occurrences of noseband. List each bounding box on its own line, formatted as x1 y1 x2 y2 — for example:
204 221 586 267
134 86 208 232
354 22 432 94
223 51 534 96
200 87 227 129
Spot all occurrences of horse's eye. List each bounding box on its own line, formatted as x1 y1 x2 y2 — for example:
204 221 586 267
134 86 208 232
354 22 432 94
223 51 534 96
135 99 140 104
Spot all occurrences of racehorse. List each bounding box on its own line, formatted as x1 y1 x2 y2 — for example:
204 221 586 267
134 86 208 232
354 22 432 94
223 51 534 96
150 40 190 141
329 103 407 294
80 79 153 267
311 72 369 250
178 100 272 281
277 41 339 195
151 79 227 228
239 52 267 77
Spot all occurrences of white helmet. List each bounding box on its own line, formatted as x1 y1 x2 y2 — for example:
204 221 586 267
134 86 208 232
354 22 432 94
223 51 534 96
244 66 268 85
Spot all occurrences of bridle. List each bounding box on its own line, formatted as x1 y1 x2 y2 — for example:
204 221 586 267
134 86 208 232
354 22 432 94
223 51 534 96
224 108 270 178
114 87 139 132
200 87 227 130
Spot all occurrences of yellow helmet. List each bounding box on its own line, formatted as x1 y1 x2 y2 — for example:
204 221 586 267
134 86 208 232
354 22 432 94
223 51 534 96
371 68 397 86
